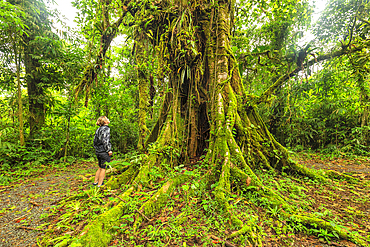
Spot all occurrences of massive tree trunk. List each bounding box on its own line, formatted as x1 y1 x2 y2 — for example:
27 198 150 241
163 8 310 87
67 1 368 246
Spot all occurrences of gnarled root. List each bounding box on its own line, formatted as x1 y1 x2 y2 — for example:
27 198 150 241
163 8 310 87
108 165 140 189
69 187 134 247
228 220 263 246
288 214 368 246
133 174 189 231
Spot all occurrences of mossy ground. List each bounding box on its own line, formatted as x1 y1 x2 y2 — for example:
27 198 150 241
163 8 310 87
2 153 368 247
106 163 369 247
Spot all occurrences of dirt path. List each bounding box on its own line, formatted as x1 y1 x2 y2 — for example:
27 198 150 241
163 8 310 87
0 162 96 247
300 155 370 178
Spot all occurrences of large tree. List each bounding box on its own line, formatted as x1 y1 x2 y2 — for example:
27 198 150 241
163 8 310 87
0 1 28 145
21 0 54 137
4 0 63 138
71 0 369 246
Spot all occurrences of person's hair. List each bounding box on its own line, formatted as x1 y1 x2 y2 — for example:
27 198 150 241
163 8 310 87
96 116 107 126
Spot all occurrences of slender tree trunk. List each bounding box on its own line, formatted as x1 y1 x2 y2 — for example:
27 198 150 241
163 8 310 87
357 74 370 127
14 38 25 145
24 37 45 138
64 115 71 162
104 64 111 117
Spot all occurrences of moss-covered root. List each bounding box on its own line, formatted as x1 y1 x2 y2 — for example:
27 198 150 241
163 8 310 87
324 169 360 184
68 187 134 247
289 160 362 184
288 159 327 182
228 219 263 246
133 174 188 231
289 214 368 246
107 165 139 189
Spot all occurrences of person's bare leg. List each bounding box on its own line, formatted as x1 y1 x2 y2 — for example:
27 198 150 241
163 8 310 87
98 168 106 186
94 168 101 184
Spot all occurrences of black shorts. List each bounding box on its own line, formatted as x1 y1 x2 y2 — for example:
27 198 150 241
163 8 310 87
96 152 110 169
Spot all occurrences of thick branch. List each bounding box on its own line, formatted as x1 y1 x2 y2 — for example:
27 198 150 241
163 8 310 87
74 2 134 99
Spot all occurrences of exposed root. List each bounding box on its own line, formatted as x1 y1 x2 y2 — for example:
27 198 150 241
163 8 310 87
287 159 327 182
41 0 369 245
69 187 134 247
228 220 262 246
133 174 189 231
324 169 360 183
230 166 255 190
288 214 368 247
132 157 152 189
108 165 139 189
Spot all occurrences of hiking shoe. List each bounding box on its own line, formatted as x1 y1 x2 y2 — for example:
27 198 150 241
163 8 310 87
93 182 98 186
97 182 105 187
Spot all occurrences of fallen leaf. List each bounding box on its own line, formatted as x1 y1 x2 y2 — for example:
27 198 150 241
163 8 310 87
15 217 26 223
210 235 220 240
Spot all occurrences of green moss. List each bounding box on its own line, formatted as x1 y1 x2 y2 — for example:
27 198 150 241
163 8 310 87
143 174 186 217
133 174 188 231
256 149 274 171
289 214 368 246
289 161 327 182
214 155 231 209
108 165 139 190
229 218 262 246
133 159 152 188
70 188 133 247
230 166 259 189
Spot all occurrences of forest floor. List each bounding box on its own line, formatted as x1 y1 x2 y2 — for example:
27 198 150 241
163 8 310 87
0 153 369 247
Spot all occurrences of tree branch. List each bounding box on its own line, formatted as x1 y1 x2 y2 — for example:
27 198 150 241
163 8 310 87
253 45 364 105
74 1 135 101
358 17 370 26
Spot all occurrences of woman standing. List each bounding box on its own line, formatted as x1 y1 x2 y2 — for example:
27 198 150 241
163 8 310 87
93 116 112 187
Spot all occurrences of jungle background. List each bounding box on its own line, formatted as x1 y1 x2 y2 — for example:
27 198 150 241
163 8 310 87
0 0 370 246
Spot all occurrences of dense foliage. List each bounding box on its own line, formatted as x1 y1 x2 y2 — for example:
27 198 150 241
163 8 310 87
0 0 369 175
0 0 141 172
0 0 367 176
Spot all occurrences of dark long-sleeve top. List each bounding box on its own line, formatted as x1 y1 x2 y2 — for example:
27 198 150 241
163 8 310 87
93 125 112 153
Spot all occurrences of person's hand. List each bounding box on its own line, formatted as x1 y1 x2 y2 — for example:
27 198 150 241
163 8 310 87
108 151 113 156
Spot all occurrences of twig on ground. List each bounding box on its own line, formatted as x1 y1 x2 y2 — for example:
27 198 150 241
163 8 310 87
225 241 236 247
51 199 63 205
16 226 45 231
13 215 28 222
135 209 151 222
29 201 40 207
